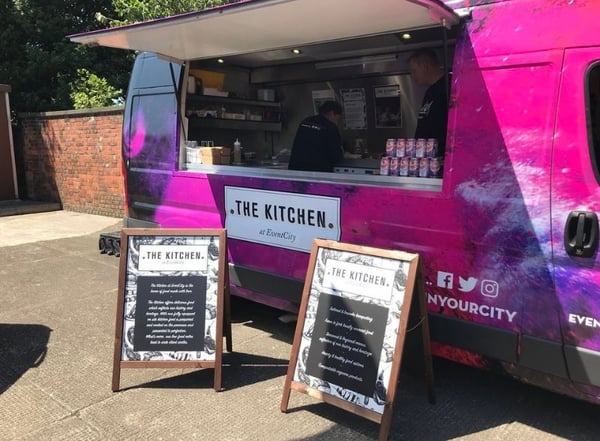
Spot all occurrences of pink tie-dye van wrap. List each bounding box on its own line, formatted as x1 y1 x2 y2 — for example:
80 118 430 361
118 0 600 403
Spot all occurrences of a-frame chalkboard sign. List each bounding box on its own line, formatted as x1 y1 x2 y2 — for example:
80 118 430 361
281 239 434 441
112 228 231 392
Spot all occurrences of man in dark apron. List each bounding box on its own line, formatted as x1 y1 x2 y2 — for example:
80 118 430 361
288 101 344 172
408 49 449 157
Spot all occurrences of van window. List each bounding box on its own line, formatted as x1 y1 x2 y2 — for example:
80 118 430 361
588 63 600 180
128 93 178 171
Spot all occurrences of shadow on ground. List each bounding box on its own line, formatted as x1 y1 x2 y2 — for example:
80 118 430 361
116 296 295 392
230 296 297 346
286 358 600 441
122 351 290 392
0 323 52 394
228 299 600 439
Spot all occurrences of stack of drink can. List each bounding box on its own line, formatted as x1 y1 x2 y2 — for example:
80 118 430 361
380 138 443 178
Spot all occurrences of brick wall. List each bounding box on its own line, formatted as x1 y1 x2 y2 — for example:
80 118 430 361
16 107 125 218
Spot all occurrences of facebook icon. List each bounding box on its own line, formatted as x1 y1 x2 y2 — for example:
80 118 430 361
437 271 454 289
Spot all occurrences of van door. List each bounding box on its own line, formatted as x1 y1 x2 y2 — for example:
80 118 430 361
123 53 182 225
552 48 600 389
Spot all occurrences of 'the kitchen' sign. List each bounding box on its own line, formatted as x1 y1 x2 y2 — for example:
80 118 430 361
224 186 341 252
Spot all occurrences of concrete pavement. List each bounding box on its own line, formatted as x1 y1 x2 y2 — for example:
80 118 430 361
0 210 121 246
0 210 599 440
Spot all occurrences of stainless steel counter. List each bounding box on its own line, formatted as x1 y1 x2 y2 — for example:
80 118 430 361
181 160 442 192
334 158 380 174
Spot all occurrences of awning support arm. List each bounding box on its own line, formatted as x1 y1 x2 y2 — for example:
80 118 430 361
442 18 450 108
168 62 187 143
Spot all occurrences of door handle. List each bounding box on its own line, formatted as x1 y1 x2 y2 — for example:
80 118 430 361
564 211 599 257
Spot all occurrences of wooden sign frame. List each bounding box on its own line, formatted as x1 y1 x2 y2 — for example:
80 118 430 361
280 239 434 441
112 228 231 392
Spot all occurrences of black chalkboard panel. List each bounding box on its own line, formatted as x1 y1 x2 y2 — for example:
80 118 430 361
133 275 207 352
113 228 229 392
305 293 387 397
281 239 434 441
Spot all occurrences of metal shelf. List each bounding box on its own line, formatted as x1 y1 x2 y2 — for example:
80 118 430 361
189 117 281 131
186 94 281 108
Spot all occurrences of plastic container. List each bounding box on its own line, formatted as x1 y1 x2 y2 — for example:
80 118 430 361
258 89 275 101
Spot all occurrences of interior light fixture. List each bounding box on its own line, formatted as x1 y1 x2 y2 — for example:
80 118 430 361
315 54 397 70
291 48 302 55
217 58 224 64
402 33 412 40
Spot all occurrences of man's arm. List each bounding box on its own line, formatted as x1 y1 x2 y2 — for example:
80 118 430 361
325 126 343 164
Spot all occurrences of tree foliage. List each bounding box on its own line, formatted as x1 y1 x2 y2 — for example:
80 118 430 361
0 0 132 113
0 0 237 113
98 0 238 26
71 68 124 109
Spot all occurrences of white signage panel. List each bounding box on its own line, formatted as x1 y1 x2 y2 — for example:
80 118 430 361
224 186 341 252
138 245 209 271
322 259 396 301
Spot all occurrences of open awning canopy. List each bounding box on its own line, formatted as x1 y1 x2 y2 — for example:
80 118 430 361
68 0 461 63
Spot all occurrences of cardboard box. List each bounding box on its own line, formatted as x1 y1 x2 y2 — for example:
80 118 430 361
203 87 229 97
201 147 232 165
186 147 201 164
189 69 225 89
222 112 246 120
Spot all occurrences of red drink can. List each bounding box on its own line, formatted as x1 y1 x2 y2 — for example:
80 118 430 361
405 138 416 157
408 157 419 177
425 138 438 158
389 157 399 176
415 138 426 158
385 138 396 157
380 156 390 176
419 157 429 177
429 157 443 178
395 138 406 157
399 157 409 176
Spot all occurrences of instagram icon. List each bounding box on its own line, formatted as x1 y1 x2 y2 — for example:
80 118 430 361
481 279 499 297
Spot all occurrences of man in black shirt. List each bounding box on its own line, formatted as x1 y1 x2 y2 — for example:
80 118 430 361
288 100 344 172
408 49 449 156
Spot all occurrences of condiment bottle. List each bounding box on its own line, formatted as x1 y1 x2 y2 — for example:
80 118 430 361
233 138 242 164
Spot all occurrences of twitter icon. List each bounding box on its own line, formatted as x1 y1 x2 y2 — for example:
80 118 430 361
458 276 477 292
